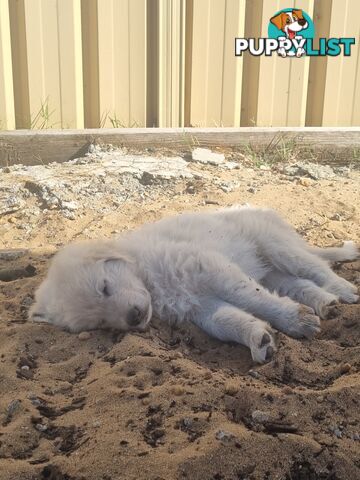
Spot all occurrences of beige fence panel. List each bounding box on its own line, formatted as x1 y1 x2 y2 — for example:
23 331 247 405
256 0 314 127
19 0 83 129
322 0 360 126
188 0 245 127
96 0 147 128
158 0 186 127
0 0 14 130
240 0 262 127
305 0 332 126
1 0 360 130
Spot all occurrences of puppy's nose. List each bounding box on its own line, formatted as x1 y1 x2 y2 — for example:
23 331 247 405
126 306 144 327
298 18 306 26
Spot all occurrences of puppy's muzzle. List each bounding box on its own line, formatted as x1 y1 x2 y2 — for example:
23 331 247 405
126 306 148 327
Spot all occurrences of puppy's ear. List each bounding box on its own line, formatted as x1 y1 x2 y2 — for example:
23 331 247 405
88 250 134 265
292 9 304 20
82 241 134 264
270 12 285 30
102 254 134 264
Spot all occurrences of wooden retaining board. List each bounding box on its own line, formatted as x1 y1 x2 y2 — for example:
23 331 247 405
1 127 360 167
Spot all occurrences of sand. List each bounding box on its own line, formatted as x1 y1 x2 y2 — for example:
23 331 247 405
0 155 359 480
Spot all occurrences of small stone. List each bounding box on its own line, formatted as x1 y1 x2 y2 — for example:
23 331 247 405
78 331 91 341
215 430 234 442
316 395 324 403
61 200 78 211
339 363 351 374
35 423 48 432
223 161 239 170
248 369 260 379
251 410 270 424
92 420 101 428
247 187 257 194
7 399 21 414
282 386 293 395
21 365 30 371
298 177 312 187
224 381 239 396
0 249 28 260
353 433 360 441
171 385 185 396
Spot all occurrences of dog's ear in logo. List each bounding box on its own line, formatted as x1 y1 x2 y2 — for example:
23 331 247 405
292 9 304 21
292 9 308 27
270 12 287 31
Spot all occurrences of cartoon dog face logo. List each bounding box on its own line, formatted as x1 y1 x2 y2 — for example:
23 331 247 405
270 9 309 57
270 9 308 39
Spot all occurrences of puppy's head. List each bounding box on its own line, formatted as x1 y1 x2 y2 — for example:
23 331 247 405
29 240 152 333
270 9 308 39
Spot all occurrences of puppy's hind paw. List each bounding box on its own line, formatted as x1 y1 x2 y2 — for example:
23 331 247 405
288 305 321 339
326 278 359 304
250 328 276 364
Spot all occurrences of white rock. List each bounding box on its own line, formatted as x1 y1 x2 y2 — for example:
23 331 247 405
191 148 225 165
251 410 270 424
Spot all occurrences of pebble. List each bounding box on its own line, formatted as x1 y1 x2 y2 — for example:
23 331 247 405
298 177 312 187
224 381 239 396
171 385 185 396
339 363 351 374
35 423 48 432
316 395 324 403
215 430 234 442
282 386 293 395
0 249 28 260
78 331 91 341
251 410 270 424
7 399 21 415
248 369 260 379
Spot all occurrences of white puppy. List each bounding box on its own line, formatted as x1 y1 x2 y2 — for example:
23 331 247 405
30 206 359 363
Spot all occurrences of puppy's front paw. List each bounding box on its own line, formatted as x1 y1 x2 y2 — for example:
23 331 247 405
288 305 321 339
250 327 276 364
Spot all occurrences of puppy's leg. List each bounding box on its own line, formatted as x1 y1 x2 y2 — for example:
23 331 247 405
199 254 320 339
309 241 359 263
193 299 276 363
262 270 338 318
258 233 358 304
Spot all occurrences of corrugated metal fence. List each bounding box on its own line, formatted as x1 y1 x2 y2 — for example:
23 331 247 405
0 0 359 130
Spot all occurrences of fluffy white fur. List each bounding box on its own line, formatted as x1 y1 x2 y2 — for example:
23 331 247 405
30 206 359 363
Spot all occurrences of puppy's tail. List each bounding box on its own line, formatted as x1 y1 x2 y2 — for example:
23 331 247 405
309 241 359 262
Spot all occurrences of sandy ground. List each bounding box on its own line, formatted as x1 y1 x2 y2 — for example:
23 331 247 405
0 151 359 480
